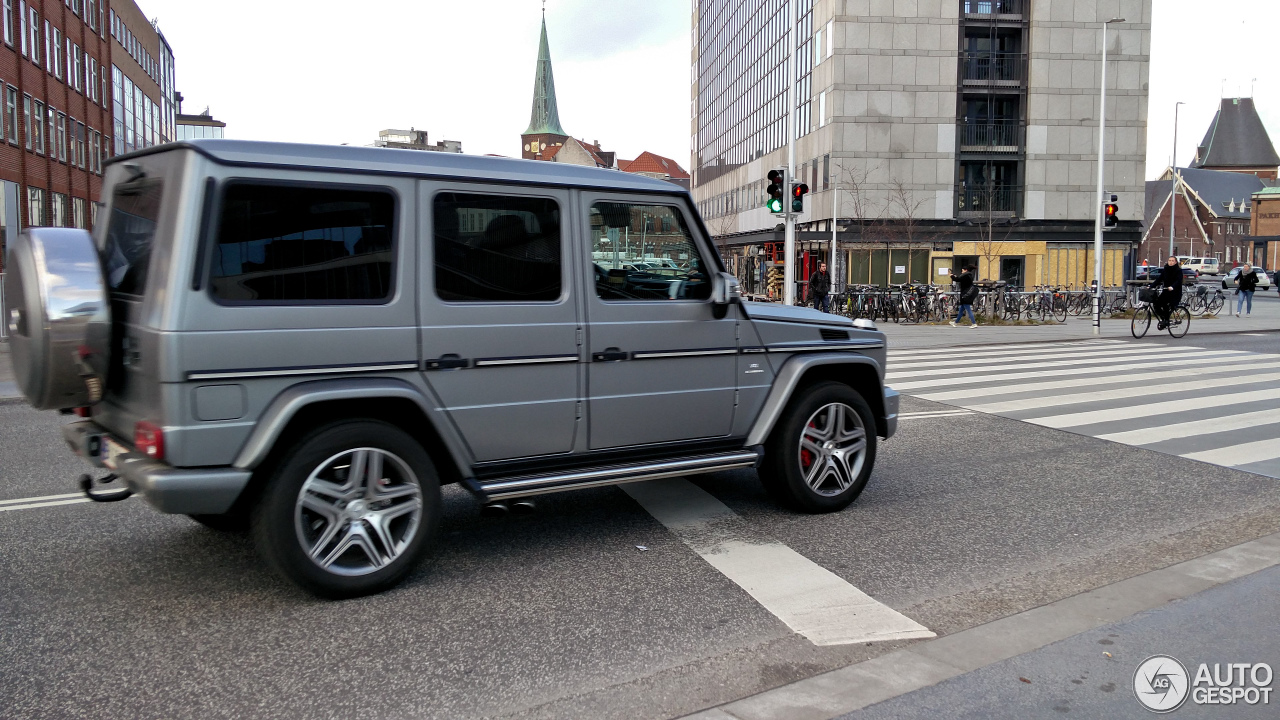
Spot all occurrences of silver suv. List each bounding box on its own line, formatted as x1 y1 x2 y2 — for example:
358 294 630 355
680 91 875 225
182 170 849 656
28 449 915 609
4 140 898 597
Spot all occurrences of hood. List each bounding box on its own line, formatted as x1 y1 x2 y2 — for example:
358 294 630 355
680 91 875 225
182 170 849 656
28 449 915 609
741 301 854 328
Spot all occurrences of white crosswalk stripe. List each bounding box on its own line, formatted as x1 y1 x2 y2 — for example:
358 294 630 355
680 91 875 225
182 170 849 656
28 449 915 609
887 340 1280 479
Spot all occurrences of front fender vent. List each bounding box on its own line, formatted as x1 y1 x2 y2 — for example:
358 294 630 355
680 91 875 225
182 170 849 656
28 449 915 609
820 328 851 341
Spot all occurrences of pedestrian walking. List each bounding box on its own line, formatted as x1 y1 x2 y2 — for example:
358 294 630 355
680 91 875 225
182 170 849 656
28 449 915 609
1153 255 1183 330
809 262 832 313
1235 262 1258 317
948 265 979 328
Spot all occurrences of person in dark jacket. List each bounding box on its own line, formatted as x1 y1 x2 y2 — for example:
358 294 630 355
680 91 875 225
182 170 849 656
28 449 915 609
949 265 978 327
1235 263 1258 317
809 262 832 312
1153 255 1183 330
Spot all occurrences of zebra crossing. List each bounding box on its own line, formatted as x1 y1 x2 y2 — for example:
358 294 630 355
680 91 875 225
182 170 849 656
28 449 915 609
886 340 1280 479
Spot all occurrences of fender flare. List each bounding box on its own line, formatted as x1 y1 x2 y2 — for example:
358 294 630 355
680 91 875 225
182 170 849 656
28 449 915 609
745 353 888 447
231 377 473 479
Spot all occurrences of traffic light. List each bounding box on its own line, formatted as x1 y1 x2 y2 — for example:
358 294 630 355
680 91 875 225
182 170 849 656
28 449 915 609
1104 195 1118 229
791 182 809 212
765 169 785 213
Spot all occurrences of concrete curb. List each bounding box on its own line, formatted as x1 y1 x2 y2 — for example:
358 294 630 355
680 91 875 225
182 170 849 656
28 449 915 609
680 531 1280 720
882 325 1280 351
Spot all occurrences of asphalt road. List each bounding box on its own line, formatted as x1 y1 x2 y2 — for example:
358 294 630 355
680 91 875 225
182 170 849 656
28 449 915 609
4 339 1280 719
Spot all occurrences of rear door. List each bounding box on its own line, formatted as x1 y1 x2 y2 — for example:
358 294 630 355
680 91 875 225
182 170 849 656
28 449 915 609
417 183 581 462
579 194 738 450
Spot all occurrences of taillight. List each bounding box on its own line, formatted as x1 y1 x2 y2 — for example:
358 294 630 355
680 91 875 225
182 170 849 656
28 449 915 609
134 421 165 460
73 407 91 418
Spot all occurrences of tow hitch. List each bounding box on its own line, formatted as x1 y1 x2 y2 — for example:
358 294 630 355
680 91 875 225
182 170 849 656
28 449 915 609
78 473 133 502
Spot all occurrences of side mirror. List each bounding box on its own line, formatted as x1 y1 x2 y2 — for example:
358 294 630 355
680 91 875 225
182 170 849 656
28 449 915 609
711 272 741 318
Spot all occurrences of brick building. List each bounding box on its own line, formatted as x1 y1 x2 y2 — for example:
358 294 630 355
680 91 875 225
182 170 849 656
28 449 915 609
1141 166 1261 266
1191 97 1280 180
1 0 175 264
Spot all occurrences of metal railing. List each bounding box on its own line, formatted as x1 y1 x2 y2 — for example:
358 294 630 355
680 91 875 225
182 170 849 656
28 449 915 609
958 120 1024 152
956 185 1021 218
962 0 1027 16
960 52 1026 86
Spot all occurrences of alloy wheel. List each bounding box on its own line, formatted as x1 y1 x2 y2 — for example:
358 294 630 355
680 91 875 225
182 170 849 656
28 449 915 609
294 448 424 577
797 403 868 497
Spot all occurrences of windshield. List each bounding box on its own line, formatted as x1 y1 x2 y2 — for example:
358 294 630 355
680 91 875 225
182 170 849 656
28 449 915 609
101 180 164 296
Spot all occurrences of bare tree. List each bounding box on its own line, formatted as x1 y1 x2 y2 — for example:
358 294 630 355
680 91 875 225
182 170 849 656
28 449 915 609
833 160 886 288
884 178 937 285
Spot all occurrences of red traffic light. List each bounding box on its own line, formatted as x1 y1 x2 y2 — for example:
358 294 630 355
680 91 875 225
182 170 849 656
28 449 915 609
1104 202 1118 227
1105 203 1116 216
792 183 809 198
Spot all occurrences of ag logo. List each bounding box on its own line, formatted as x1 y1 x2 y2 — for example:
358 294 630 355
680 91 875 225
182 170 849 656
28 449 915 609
1134 655 1190 713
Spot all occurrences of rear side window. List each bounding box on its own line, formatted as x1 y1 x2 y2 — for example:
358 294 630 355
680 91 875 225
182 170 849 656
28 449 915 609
102 180 163 296
210 184 396 303
433 192 561 302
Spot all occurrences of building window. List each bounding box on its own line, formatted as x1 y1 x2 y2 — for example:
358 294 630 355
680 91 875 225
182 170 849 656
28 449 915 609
21 93 30 149
2 0 13 47
819 90 827 127
823 154 830 191
75 120 85 168
72 197 87 228
31 98 44 153
26 5 38 64
27 186 45 227
72 43 82 92
43 20 50 73
55 111 66 161
211 183 398 304
50 192 66 227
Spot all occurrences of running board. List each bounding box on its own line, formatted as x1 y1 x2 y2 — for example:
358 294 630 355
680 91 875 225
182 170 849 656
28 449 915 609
462 448 763 502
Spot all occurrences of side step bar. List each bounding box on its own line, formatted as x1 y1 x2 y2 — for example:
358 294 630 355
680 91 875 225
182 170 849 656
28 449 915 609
462 448 763 502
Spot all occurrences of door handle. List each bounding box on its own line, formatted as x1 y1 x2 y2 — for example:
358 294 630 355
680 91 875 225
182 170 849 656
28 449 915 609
425 354 471 370
592 348 628 362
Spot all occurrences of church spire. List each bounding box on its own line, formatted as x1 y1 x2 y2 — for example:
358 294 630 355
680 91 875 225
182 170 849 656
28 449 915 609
523 12 567 136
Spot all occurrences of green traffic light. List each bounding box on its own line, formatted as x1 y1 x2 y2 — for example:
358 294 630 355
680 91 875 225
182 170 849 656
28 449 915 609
766 198 783 213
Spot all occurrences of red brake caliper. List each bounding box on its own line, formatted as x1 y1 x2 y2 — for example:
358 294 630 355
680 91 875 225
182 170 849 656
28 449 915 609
800 422 816 469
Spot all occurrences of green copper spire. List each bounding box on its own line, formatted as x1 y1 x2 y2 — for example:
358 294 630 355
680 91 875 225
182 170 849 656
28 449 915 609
524 14 567 136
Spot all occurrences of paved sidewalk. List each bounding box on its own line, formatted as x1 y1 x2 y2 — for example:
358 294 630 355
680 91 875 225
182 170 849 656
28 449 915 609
880 293 1280 349
0 341 15 401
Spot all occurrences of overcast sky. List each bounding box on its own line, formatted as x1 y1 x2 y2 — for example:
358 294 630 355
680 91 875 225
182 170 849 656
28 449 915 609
144 0 1276 179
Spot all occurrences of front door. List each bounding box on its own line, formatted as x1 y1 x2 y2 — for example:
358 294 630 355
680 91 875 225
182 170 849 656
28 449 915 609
581 196 738 450
418 184 581 462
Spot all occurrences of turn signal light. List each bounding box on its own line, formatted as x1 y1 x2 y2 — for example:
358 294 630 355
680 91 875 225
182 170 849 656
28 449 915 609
134 421 165 460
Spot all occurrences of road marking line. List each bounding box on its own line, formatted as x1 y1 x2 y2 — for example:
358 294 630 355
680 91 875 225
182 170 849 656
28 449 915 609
886 340 1124 359
915 357 1280 402
1095 411 1280 445
888 344 1192 371
963 369 1280 414
0 498 92 512
886 349 1244 381
1182 437 1280 466
0 492 85 507
622 478 934 646
889 352 1256 391
898 410 975 418
1025 386 1280 429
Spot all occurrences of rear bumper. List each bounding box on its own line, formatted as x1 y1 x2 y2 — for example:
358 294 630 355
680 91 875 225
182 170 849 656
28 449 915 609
61 420 251 515
882 387 900 439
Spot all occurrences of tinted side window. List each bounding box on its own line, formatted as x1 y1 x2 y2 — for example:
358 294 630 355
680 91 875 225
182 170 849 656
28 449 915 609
589 202 709 301
433 193 561 302
101 179 163 296
210 184 395 303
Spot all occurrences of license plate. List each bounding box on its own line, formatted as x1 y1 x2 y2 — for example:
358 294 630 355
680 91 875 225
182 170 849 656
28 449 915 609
101 436 129 470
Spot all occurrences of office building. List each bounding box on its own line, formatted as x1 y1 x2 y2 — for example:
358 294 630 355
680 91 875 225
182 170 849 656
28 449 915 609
374 128 461 153
175 92 225 140
692 0 1150 292
0 0 176 256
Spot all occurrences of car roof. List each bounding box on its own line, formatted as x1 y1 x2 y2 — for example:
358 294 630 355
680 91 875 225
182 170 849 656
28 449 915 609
106 139 689 196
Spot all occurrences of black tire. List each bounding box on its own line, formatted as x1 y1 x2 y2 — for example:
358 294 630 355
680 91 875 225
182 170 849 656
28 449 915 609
760 382 877 513
1168 306 1191 338
1131 307 1151 338
251 420 440 598
188 511 249 532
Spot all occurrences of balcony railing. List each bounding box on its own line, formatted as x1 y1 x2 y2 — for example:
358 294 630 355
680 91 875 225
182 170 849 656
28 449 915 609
960 52 1026 87
957 184 1021 219
958 120 1024 153
962 0 1027 17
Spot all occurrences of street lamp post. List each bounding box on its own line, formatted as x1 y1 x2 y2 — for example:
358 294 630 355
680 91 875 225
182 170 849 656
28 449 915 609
1092 17 1125 336
1168 101 1184 259
783 0 798 305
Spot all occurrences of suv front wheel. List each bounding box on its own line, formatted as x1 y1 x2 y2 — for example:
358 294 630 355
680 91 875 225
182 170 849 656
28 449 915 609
760 382 877 513
251 420 440 598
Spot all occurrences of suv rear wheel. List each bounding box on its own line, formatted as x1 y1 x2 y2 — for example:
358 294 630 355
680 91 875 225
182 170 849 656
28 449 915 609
760 382 877 513
251 420 440 598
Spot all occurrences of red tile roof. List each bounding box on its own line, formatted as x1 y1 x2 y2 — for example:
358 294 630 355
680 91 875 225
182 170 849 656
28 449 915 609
619 151 690 179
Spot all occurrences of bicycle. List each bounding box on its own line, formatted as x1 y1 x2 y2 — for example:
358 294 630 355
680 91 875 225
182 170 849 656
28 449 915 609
1131 286 1190 339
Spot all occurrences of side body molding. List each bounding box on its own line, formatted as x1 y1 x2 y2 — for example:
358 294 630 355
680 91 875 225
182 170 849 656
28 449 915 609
745 353 888 447
232 377 473 478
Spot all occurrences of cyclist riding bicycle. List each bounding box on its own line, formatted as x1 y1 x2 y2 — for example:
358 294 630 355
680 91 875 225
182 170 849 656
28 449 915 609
1152 255 1183 330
